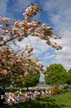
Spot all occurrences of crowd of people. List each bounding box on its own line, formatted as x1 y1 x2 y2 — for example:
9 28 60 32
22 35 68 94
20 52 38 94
0 89 51 105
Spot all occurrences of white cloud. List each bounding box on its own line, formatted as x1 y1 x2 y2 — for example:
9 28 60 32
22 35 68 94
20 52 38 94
16 35 49 56
42 0 71 69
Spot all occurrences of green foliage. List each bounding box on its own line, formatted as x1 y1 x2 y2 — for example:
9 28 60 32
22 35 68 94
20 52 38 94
57 85 70 95
66 69 71 84
23 71 40 88
1 99 62 108
44 64 67 85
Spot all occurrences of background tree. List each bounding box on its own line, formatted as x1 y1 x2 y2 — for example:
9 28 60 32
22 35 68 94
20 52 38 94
23 70 40 90
66 69 71 85
44 64 67 85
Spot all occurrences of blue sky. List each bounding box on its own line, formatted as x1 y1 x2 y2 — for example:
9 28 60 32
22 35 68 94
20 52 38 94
0 0 71 71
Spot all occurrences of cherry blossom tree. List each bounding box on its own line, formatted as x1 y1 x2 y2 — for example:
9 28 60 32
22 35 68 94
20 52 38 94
0 4 62 87
0 46 43 87
0 4 62 49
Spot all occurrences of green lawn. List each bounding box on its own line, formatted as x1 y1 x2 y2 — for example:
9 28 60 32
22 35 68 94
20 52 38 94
52 92 71 108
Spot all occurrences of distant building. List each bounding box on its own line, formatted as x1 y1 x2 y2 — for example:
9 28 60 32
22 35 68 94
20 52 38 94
36 82 51 88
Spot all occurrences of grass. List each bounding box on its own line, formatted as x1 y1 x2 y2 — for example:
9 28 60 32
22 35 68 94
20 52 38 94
52 92 71 108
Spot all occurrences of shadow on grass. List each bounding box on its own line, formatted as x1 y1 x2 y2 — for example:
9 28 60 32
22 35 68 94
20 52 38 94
0 98 63 108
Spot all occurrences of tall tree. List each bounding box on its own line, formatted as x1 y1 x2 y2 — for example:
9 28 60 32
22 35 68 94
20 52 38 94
44 64 67 85
0 4 62 87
